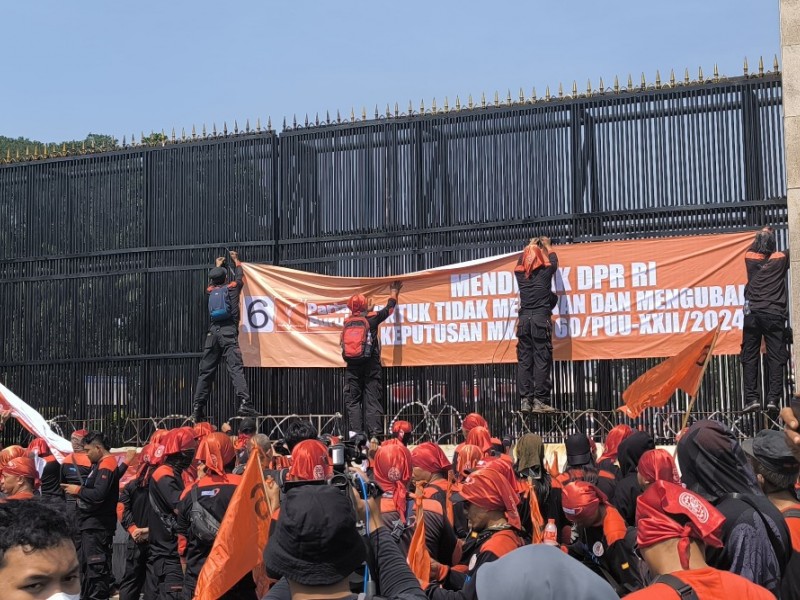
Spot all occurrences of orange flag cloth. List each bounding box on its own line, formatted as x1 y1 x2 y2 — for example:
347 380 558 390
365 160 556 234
195 450 273 600
407 482 432 587
618 325 720 419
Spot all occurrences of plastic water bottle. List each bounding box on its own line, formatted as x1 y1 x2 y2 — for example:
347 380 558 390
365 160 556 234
543 519 558 546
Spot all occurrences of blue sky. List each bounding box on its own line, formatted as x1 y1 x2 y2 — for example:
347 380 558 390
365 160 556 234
0 1 781 142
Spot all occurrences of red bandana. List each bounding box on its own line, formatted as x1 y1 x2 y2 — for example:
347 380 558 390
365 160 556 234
373 444 413 522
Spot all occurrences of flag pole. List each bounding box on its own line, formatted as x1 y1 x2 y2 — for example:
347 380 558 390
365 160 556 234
681 325 721 431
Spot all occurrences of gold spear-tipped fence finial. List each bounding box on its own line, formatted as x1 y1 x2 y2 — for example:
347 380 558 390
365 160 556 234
420 99 425 113
670 69 676 86
282 117 287 131
684 68 690 84
587 79 592 95
613 76 619 93
61 142 66 154
655 70 662 89
481 92 486 108
202 124 207 137
171 128 176 142
443 97 449 112
325 111 330 125
315 113 320 126
545 85 551 100
640 72 646 90
759 56 765 76
256 117 262 132
350 107 355 122
15 149 20 160
558 82 564 98
212 123 217 136
774 54 780 72
335 109 341 123
744 56 749 75
192 124 197 139
304 114 309 127
374 105 379 119
361 106 367 121
408 100 413 115
468 94 474 109
5 149 9 162
395 102 400 117
25 146 30 158
43 144 48 157
493 90 499 106
245 118 251 133
519 87 525 103
698 66 704 82
572 81 577 97
385 104 391 118
181 128 186 141
531 87 537 101
713 64 719 82
455 95 461 110
626 74 633 91
223 122 229 136
234 120 239 134
599 77 604 93
267 116 272 131
506 89 512 105
432 97 437 113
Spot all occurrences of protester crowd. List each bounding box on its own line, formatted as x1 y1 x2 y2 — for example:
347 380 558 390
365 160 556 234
2 411 800 600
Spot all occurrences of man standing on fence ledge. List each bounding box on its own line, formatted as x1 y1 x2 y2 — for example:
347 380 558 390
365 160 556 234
741 226 791 414
192 250 257 422
515 237 558 413
341 281 402 439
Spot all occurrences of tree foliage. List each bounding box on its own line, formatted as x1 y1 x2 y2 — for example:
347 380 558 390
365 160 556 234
0 133 118 157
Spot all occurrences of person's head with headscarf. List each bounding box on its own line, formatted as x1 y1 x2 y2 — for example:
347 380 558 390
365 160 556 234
519 239 551 278
677 420 760 502
162 427 198 473
1 456 40 497
455 444 484 481
0 446 26 477
70 429 88 453
136 443 157 487
193 421 216 441
462 413 489 437
411 442 452 485
26 438 50 458
373 443 413 523
743 429 800 497
617 430 655 478
466 426 493 454
347 293 368 314
562 481 608 528
515 434 546 480
598 425 633 466
390 420 413 446
638 449 680 490
456 467 522 531
474 545 619 600
288 439 332 482
636 480 724 575
195 432 236 479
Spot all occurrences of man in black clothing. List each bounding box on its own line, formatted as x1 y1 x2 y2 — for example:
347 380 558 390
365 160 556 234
192 250 257 421
118 444 155 600
514 237 558 413
61 431 121 600
342 281 402 438
741 227 791 413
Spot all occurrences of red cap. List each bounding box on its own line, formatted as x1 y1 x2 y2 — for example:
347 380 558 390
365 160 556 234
0 446 27 475
288 439 332 481
71 429 88 441
458 467 521 529
638 449 680 486
150 429 169 445
411 442 452 473
163 427 198 455
466 426 493 453
462 413 488 433
347 294 368 313
3 456 40 489
373 444 413 522
562 481 607 522
636 481 724 569
391 420 413 442
195 432 235 477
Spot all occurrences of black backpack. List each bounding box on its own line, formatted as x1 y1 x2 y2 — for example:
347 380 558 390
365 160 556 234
189 485 221 544
208 285 232 322
652 574 699 599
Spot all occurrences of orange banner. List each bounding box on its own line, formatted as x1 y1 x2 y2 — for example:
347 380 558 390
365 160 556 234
240 232 753 368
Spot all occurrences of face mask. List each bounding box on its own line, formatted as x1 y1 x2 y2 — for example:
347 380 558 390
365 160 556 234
46 593 80 600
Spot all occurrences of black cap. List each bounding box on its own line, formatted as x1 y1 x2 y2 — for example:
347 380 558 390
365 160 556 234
742 430 800 474
208 267 227 283
264 485 365 585
565 433 592 467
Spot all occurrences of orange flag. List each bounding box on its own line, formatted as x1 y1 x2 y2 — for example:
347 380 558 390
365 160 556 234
407 482 432 587
195 450 273 600
618 325 720 419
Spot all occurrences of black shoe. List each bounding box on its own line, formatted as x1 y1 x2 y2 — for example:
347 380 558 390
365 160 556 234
531 399 557 413
743 401 762 414
237 402 260 418
766 401 779 413
192 405 207 422
520 398 532 414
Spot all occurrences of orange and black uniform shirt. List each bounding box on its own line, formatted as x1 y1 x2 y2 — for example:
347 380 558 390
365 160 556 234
148 464 184 558
625 568 774 599
780 504 800 600
175 473 256 599
40 454 64 499
76 455 121 531
424 478 469 538
744 249 790 316
118 477 151 538
428 526 524 600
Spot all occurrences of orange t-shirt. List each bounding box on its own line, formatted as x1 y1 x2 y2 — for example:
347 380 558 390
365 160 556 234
781 504 800 552
625 568 773 600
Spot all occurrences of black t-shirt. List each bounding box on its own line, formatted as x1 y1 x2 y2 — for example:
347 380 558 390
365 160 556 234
744 250 790 317
515 253 558 313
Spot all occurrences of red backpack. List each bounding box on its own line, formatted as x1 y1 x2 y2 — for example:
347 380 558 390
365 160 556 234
340 316 374 363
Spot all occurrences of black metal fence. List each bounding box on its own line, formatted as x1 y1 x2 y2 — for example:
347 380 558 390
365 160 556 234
0 72 789 445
